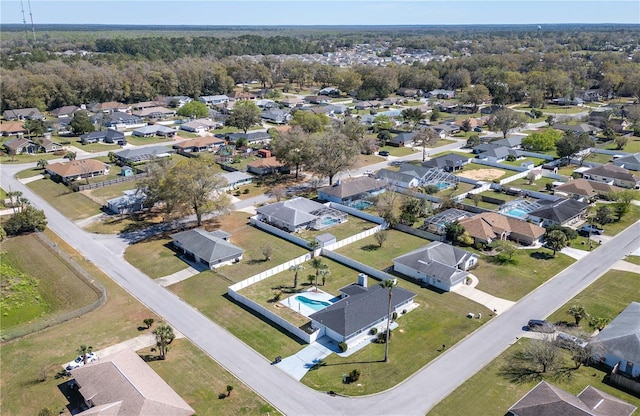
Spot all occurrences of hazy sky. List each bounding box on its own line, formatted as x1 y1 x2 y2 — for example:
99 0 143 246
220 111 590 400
1 1 639 26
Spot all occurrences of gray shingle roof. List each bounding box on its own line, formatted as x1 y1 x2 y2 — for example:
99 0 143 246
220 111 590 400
389 132 417 145
172 228 243 265
528 198 589 224
584 164 640 183
376 169 418 185
422 153 470 170
318 176 384 199
398 162 431 178
614 152 640 165
590 301 640 365
256 197 328 227
393 242 476 284
81 130 125 141
309 283 416 338
115 146 174 161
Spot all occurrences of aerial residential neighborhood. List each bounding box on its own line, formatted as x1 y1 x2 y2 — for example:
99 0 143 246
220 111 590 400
1 5 639 416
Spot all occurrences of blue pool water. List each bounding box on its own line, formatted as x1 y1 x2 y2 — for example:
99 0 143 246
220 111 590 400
435 182 452 190
505 208 529 218
296 295 332 311
351 200 372 210
321 218 340 226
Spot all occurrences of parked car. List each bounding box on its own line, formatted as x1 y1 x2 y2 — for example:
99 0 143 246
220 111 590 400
473 127 483 132
65 352 98 371
577 225 603 236
527 319 555 333
555 332 588 349
378 150 390 157
363 169 374 176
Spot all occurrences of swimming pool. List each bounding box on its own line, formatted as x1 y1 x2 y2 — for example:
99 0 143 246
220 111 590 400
351 200 372 210
435 182 452 190
280 290 340 317
504 208 529 219
296 295 331 311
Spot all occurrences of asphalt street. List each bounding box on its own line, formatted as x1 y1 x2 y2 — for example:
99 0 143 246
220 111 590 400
1 138 638 415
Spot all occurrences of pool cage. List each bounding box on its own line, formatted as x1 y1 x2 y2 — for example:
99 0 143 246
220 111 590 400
420 208 474 235
420 168 460 190
311 207 348 230
498 199 543 217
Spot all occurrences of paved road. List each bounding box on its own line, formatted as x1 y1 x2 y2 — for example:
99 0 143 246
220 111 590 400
2 147 638 415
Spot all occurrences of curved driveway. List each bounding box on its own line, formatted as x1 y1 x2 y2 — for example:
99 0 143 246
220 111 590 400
2 155 638 415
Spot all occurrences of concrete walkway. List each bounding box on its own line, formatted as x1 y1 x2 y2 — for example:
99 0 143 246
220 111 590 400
19 174 43 184
559 246 590 260
452 274 515 315
275 336 338 381
611 259 640 274
74 213 106 228
156 265 203 287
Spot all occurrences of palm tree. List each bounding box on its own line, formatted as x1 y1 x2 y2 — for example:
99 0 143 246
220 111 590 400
319 268 331 286
311 258 327 291
567 305 588 326
37 159 48 170
77 344 93 365
380 278 396 363
153 323 175 360
289 264 305 288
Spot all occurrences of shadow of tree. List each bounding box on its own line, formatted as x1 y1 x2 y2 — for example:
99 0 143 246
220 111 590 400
530 251 554 260
498 364 544 384
361 244 380 251
138 354 163 362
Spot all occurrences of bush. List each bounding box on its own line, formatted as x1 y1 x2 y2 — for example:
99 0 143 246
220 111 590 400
376 330 392 343
338 342 348 352
242 188 250 194
369 327 378 335
349 368 361 383
424 184 440 195
392 311 398 320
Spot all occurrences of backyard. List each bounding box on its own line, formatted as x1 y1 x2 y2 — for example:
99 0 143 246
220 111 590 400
429 269 640 416
297 216 378 242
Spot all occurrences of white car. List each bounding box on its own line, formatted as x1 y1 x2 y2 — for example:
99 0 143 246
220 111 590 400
363 169 374 176
65 352 98 371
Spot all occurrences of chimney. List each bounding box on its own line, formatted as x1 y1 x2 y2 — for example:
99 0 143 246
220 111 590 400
358 273 368 288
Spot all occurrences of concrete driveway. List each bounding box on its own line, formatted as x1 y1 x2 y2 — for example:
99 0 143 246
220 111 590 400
276 336 338 381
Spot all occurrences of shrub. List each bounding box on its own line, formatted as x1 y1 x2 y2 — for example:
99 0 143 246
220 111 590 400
392 311 398 320
424 184 440 195
369 327 378 335
243 188 250 194
402 309 407 314
349 368 361 383
376 330 392 343
338 342 348 352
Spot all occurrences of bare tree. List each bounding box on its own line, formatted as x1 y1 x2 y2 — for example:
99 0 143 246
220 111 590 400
374 229 389 247
261 244 274 261
521 337 562 373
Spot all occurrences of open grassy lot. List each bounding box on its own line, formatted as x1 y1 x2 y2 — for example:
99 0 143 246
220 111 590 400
597 203 640 236
72 140 121 153
376 145 416 157
353 153 386 169
431 269 640 415
170 270 307 360
144 339 279 416
624 255 640 266
297 216 377 242
501 157 547 167
1 152 62 164
334 229 430 271
557 164 581 177
599 135 640 153
428 138 456 148
124 237 190 279
435 181 475 198
16 166 46 179
472 250 575 301
584 152 613 164
301 276 491 395
27 178 103 220
1 234 100 334
85 210 165 235
507 176 557 192
463 197 501 210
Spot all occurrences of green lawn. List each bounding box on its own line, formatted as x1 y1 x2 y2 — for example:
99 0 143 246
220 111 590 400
584 152 613 164
0 152 62 164
27 178 103 220
377 145 416 157
624 255 640 266
435 181 475 198
73 140 121 153
144 340 279 416
472 250 575 301
334 229 429 271
507 176 557 192
557 164 580 177
599 135 640 153
170 270 307 360
15 167 46 179
119 135 175 146
124 237 190 279
84 180 140 205
597 203 640 236
297 216 377 242
501 157 547 167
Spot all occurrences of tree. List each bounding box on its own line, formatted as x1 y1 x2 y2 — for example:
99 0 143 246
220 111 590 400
610 189 635 221
374 229 389 247
380 278 395 363
555 131 593 162
372 114 393 132
289 264 305 288
430 107 440 122
261 244 274 261
588 316 610 331
413 128 438 162
24 119 45 138
614 135 628 150
334 68 362 94
445 221 465 243
493 240 518 263
401 108 425 128
290 111 329 133
459 84 491 112
466 134 481 148
4 205 47 235
226 385 234 397
307 129 360 185
143 318 155 329
70 110 94 135
521 338 561 373
594 205 614 225
319 268 331 286
226 101 261 133
77 344 93 365
65 151 77 161
153 323 175 360
469 193 481 206
339 117 365 142
36 159 48 170
377 129 392 147
521 129 562 152
487 108 526 138
311 258 327 290
545 229 568 256
177 101 209 118
567 305 588 326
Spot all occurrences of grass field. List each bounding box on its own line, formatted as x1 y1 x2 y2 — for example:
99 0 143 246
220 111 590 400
144 340 280 416
124 237 190 279
501 157 547 167
27 178 103 220
1 234 100 334
376 145 416 157
599 135 640 153
624 255 640 266
0 152 61 164
597 203 640 236
83 180 139 205
430 269 640 415
15 167 46 179
507 176 557 192
297 216 377 242
435 181 475 198
472 250 575 301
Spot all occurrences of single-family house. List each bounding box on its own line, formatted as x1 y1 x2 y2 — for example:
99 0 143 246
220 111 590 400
223 131 271 145
354 100 381 110
50 105 80 118
318 87 340 96
132 106 176 119
309 274 416 347
480 105 503 115
46 159 110 184
0 121 27 137
256 197 347 232
40 138 64 153
88 101 129 113
246 157 288 175
304 95 331 105
493 135 524 149
96 113 143 128
173 136 224 153
396 87 419 97
3 108 45 121
437 102 459 113
527 198 589 227
227 91 256 101
475 144 522 163
458 212 546 246
131 125 177 138
507 380 636 416
431 123 460 136
553 178 622 201
114 146 174 164
582 164 640 189
172 228 244 269
80 130 126 145
69 348 195 416
221 171 253 190
261 109 290 124
422 153 470 172
130 101 164 110
277 97 304 108
393 242 478 292
376 169 420 189
3 137 40 154
590 301 640 379
613 152 640 172
551 96 584 106
255 99 278 110
199 95 229 106
179 118 219 133
106 190 147 214
165 95 193 108
425 89 456 99
388 131 417 147
420 208 474 236
317 176 386 205
553 123 601 135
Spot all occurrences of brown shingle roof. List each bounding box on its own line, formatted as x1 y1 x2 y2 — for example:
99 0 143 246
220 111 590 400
554 178 622 198
458 212 545 242
0 121 26 134
46 159 109 179
247 156 283 169
174 136 224 150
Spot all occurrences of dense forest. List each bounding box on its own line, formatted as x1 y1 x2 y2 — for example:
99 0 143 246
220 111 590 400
1 25 639 111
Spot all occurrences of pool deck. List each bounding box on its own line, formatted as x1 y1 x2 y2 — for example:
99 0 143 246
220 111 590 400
279 288 337 318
